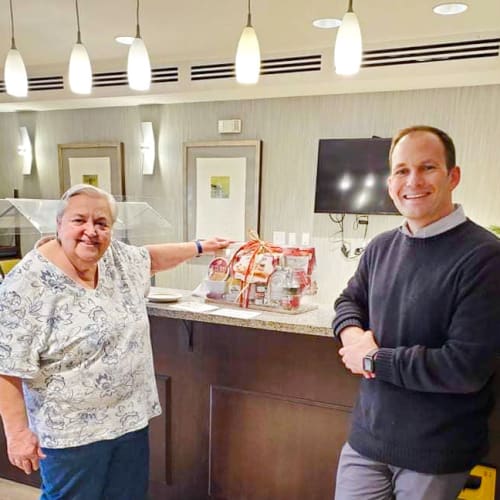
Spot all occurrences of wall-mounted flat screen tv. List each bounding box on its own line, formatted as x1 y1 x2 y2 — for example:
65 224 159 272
314 137 400 215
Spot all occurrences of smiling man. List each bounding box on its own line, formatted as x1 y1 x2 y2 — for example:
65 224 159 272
388 128 460 232
332 125 500 500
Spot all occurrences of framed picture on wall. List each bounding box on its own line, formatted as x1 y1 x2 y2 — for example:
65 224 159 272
184 140 262 242
57 142 125 197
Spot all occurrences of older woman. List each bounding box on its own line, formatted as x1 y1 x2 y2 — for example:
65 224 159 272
0 184 231 500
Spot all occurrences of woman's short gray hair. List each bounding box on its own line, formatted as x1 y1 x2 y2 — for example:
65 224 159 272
57 184 118 223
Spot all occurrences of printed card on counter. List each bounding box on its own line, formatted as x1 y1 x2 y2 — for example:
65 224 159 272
208 308 261 319
167 302 219 313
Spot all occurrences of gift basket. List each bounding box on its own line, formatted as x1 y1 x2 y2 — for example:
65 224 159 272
204 231 317 314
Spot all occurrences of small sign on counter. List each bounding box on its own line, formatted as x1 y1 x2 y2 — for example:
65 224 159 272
208 308 261 319
167 302 219 313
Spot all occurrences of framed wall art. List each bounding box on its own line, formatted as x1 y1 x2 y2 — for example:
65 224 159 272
58 142 125 197
184 140 262 241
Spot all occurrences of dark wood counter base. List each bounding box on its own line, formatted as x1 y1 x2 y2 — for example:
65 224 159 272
148 316 358 499
147 317 500 499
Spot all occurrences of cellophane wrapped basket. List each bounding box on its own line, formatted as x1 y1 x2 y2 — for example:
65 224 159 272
224 230 316 309
227 231 282 307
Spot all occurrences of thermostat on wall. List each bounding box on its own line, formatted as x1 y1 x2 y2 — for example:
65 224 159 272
218 119 242 134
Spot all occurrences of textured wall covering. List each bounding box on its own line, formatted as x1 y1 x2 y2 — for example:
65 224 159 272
1 85 500 305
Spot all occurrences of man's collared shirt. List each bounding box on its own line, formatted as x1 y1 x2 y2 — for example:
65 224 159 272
400 204 466 238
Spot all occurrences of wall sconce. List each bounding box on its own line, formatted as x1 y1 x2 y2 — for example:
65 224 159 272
140 121 155 175
17 126 33 175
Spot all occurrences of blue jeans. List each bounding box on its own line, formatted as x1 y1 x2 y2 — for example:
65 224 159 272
39 426 149 500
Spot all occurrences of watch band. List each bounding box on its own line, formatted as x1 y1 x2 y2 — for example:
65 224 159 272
194 239 203 256
363 347 379 373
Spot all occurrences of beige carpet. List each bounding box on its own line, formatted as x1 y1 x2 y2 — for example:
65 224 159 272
0 478 40 500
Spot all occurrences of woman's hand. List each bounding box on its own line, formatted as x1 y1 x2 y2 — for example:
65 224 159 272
199 237 234 254
148 237 234 274
6 427 46 474
0 375 45 474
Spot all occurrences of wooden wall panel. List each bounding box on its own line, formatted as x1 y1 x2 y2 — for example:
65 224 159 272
149 375 172 485
209 386 350 500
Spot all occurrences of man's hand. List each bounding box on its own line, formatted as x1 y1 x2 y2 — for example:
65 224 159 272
339 330 378 379
339 326 365 347
6 427 46 474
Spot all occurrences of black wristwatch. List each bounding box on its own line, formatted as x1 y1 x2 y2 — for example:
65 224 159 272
362 348 379 374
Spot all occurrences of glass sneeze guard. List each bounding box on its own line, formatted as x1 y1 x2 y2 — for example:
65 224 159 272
0 198 172 246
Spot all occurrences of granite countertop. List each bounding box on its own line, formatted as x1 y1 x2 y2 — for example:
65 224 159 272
146 288 334 338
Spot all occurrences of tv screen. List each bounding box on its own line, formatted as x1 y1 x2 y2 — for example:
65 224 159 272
314 138 400 215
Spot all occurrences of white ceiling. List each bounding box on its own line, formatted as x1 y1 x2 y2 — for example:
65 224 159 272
0 0 499 111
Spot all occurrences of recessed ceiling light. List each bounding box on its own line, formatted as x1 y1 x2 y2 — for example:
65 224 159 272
115 36 135 45
433 3 468 15
312 18 342 29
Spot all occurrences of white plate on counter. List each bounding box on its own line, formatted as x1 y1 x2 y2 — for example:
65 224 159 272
147 287 183 303
147 293 183 303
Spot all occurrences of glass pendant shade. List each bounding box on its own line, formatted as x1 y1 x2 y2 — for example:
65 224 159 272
334 11 362 76
4 48 28 97
69 42 92 94
235 26 261 84
127 37 151 91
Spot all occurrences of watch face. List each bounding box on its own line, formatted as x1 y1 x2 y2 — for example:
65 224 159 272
363 356 374 373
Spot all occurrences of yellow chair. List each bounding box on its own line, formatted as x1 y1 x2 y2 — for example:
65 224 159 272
458 464 496 500
0 258 20 276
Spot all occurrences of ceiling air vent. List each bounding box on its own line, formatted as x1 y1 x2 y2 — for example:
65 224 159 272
29 75 64 91
261 54 322 76
0 75 64 93
92 66 179 88
363 37 500 68
191 54 322 81
191 62 233 81
152 66 179 83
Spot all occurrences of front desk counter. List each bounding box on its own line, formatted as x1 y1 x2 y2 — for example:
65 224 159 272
0 291 499 499
147 292 500 500
146 292 349 500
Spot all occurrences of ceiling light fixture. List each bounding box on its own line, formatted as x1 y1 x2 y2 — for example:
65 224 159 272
433 3 468 15
312 18 342 29
334 0 363 76
235 0 261 85
4 0 28 97
68 0 92 95
127 0 151 91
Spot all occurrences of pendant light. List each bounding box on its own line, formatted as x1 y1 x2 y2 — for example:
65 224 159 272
68 0 92 94
334 0 363 76
4 0 28 97
235 0 261 84
127 0 151 91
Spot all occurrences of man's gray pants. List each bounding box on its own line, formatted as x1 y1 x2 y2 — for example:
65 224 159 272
335 443 470 500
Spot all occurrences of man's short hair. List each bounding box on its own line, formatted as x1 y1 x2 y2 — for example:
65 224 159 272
389 125 456 171
57 184 117 223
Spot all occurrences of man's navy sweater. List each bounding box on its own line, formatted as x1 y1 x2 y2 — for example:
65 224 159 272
333 220 500 473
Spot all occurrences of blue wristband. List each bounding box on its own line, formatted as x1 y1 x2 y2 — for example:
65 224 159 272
194 239 203 256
